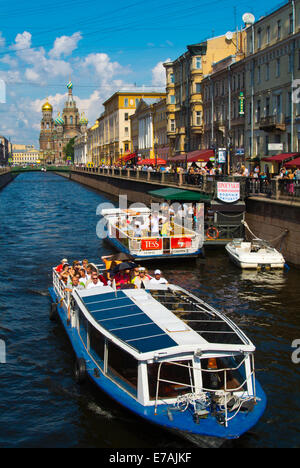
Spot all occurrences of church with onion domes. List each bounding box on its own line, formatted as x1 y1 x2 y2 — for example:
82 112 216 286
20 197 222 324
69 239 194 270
39 81 88 164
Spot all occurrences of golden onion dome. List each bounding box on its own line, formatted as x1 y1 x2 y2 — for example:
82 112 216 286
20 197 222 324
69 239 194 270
42 100 53 112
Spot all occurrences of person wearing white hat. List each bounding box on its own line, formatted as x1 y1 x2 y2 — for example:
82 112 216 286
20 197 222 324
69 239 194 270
55 258 68 273
150 269 168 285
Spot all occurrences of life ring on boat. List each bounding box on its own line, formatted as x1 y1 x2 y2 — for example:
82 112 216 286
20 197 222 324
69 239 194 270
206 226 219 240
74 357 87 384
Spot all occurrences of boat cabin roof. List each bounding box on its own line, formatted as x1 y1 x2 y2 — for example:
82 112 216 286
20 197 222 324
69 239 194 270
73 285 255 360
101 207 151 217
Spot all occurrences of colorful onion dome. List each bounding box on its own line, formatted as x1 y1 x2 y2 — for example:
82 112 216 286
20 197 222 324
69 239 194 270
67 81 73 90
42 99 53 112
55 112 64 125
79 112 88 125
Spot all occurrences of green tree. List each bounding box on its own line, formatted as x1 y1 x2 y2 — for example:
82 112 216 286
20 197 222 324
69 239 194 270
63 137 76 162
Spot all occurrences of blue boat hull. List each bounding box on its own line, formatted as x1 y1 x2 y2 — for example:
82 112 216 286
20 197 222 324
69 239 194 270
49 287 267 442
105 236 204 261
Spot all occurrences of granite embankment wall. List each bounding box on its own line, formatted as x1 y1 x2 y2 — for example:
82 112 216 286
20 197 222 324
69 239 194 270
59 170 300 266
246 198 300 266
0 171 15 190
60 170 163 205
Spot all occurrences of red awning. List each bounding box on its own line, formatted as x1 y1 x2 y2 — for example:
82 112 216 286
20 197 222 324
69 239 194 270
262 153 300 163
115 153 136 165
123 152 136 162
187 149 215 162
137 158 166 165
169 154 186 161
169 149 215 163
285 157 300 168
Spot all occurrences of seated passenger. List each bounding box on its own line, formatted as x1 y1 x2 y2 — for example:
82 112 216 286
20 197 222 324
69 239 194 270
149 269 168 285
133 267 151 289
78 268 88 287
56 258 68 273
114 269 131 289
71 275 85 291
59 264 70 284
131 266 140 284
133 222 142 238
86 272 105 289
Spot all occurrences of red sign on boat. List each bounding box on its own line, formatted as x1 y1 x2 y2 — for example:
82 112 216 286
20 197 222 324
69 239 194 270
171 237 192 249
141 239 163 251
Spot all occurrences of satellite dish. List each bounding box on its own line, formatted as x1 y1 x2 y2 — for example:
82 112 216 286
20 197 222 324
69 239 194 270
242 12 255 25
225 31 234 41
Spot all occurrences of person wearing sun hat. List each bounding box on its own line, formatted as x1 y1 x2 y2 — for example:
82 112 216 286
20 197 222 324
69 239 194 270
133 267 151 289
55 258 68 273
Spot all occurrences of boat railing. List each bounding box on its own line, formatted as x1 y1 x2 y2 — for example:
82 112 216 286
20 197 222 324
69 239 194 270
154 355 256 427
52 268 72 313
110 221 201 255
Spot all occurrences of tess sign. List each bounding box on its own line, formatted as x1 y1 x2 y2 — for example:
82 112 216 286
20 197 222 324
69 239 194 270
217 182 240 203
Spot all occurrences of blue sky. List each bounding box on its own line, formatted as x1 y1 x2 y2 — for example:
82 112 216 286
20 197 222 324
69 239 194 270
0 0 285 146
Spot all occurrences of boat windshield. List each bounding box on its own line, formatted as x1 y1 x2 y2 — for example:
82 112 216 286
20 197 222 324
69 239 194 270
200 354 247 393
148 360 194 400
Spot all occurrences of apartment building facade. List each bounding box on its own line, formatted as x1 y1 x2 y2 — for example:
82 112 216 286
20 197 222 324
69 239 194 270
164 34 243 158
130 97 168 162
202 52 246 171
244 0 300 168
95 91 166 166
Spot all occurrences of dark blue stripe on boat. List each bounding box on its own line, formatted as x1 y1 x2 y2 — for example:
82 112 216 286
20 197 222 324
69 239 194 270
81 291 177 353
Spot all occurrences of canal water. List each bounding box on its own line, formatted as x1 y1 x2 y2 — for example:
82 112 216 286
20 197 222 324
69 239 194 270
0 172 299 448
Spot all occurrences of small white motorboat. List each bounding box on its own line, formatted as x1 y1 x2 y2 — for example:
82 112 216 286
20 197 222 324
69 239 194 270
225 238 285 269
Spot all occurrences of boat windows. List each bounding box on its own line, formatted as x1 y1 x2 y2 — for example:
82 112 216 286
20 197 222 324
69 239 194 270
78 309 88 347
200 355 246 393
89 324 105 369
148 360 194 400
106 341 138 397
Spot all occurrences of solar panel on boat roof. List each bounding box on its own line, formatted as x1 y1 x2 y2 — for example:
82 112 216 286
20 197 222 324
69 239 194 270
148 290 246 346
81 291 177 353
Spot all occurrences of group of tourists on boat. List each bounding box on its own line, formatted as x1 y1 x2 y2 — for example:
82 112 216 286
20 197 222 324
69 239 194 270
55 255 168 291
117 204 201 238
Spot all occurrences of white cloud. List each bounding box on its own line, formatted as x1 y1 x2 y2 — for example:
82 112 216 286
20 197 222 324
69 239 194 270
49 32 82 59
82 53 124 80
152 59 170 86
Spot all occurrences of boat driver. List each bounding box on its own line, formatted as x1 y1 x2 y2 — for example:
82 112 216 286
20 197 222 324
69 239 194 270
149 269 168 285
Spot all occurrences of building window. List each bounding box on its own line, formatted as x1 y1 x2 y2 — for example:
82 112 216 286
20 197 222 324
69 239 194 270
195 57 202 69
170 119 175 132
266 26 270 44
125 113 129 121
170 95 175 104
135 98 139 107
125 127 129 135
195 111 202 126
276 58 280 77
195 82 201 93
277 20 281 40
257 66 261 84
265 62 270 81
266 96 270 116
170 73 174 83
257 29 262 49
124 98 128 107
289 13 294 34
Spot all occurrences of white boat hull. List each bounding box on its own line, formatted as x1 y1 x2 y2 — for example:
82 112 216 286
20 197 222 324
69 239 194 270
225 241 285 269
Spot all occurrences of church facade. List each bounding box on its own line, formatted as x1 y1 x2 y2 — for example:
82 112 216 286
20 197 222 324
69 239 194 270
39 81 88 164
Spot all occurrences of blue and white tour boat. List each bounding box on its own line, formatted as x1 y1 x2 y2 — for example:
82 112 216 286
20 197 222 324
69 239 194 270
49 264 266 446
